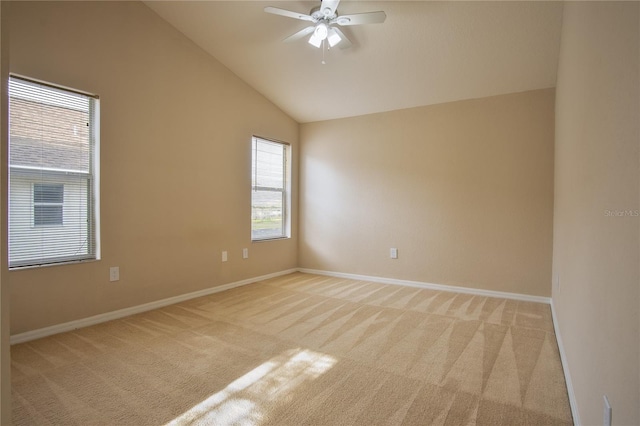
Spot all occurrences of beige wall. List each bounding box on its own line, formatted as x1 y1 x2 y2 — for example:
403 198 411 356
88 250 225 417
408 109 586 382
553 2 639 425
300 89 555 297
1 1 11 423
5 1 299 334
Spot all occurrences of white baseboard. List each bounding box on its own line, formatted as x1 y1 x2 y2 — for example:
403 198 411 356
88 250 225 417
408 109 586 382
550 299 580 426
10 268 297 345
297 268 551 304
10 267 552 345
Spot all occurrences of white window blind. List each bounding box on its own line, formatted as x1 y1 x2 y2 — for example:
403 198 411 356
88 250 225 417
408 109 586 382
8 76 100 268
251 137 289 241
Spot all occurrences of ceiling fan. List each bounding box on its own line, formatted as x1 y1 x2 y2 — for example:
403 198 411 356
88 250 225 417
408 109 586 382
264 0 386 49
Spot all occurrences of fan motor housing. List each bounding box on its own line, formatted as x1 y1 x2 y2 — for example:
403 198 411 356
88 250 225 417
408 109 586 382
310 6 337 21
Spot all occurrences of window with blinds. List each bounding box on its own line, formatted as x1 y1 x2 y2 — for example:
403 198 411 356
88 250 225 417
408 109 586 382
8 76 100 268
251 137 290 241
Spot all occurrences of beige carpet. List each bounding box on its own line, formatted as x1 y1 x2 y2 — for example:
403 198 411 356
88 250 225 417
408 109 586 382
12 272 572 425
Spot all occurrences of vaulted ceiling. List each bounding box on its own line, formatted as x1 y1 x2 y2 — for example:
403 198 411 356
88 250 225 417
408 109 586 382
145 1 564 123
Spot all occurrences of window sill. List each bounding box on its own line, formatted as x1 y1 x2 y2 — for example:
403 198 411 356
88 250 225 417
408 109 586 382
251 236 291 243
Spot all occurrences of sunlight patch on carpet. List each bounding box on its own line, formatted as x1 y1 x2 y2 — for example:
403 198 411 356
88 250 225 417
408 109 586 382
166 348 337 425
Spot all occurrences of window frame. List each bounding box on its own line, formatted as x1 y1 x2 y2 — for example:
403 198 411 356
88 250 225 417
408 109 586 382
8 74 101 269
251 136 291 242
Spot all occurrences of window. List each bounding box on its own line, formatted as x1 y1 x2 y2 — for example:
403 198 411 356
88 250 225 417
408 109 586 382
251 137 290 241
9 76 100 268
33 183 64 226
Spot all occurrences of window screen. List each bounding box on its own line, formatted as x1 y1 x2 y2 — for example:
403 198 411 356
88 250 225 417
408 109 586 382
251 137 289 241
8 76 100 268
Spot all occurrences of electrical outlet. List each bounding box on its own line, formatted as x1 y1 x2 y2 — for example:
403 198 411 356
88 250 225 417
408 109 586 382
603 395 612 426
222 251 228 262
242 248 249 259
109 266 120 282
390 248 398 259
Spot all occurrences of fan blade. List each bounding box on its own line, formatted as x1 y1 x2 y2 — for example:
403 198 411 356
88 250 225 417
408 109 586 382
333 11 386 26
283 26 315 43
264 7 314 22
320 0 341 17
332 27 352 49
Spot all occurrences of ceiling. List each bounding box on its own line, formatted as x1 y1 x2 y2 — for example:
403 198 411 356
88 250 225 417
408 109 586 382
144 1 564 123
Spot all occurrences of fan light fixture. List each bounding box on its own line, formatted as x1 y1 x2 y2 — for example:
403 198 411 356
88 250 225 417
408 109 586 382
308 23 329 47
327 28 342 47
315 23 328 39
308 23 342 48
